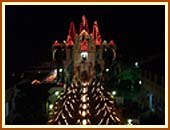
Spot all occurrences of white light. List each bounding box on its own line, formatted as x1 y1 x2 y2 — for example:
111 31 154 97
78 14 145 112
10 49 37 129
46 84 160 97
82 119 87 125
134 62 139 68
59 68 63 73
96 88 100 92
82 82 88 86
82 87 88 93
49 104 53 109
106 68 109 72
135 62 138 66
72 89 76 93
82 95 87 102
55 91 59 96
82 104 88 109
82 83 86 86
81 111 86 117
112 91 116 96
139 80 142 85
81 52 88 58
127 119 133 125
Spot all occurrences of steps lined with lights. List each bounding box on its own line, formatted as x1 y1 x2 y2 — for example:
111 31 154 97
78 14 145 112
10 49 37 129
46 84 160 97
48 79 121 125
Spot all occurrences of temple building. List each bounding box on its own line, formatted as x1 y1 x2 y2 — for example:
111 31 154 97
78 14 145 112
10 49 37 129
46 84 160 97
51 15 116 82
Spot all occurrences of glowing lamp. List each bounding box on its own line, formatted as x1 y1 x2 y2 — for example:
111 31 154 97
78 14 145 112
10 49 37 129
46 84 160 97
134 62 139 68
112 91 116 96
106 68 109 72
139 80 142 85
59 68 63 73
49 104 54 109
55 91 59 96
127 119 133 125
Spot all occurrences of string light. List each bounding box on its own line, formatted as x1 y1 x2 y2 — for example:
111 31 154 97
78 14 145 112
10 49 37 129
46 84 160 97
91 87 95 93
115 116 121 122
101 105 106 111
92 82 95 86
75 82 78 87
95 96 99 100
58 120 61 125
92 93 96 98
86 109 90 114
70 103 75 110
74 95 77 98
109 100 114 104
72 89 76 93
98 118 104 125
95 109 101 116
100 85 104 90
64 104 69 112
54 106 58 110
68 111 73 118
76 119 80 124
48 119 53 124
54 111 57 115
49 79 121 125
71 99 76 103
61 113 66 119
95 104 100 110
112 112 116 115
110 115 115 121
64 119 68 125
103 110 107 117
106 118 110 125
96 88 100 92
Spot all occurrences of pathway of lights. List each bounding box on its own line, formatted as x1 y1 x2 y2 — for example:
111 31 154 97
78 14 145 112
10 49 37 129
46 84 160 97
77 82 91 125
48 80 121 125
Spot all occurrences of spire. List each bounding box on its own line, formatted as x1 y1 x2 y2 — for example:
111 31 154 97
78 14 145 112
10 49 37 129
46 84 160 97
79 15 89 33
68 21 76 40
92 20 102 45
66 21 76 46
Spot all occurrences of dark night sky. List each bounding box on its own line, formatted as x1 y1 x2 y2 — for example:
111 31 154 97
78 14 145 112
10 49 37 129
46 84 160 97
5 5 165 74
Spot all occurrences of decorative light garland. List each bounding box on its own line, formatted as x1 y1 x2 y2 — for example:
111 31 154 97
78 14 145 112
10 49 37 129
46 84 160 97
48 81 121 125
